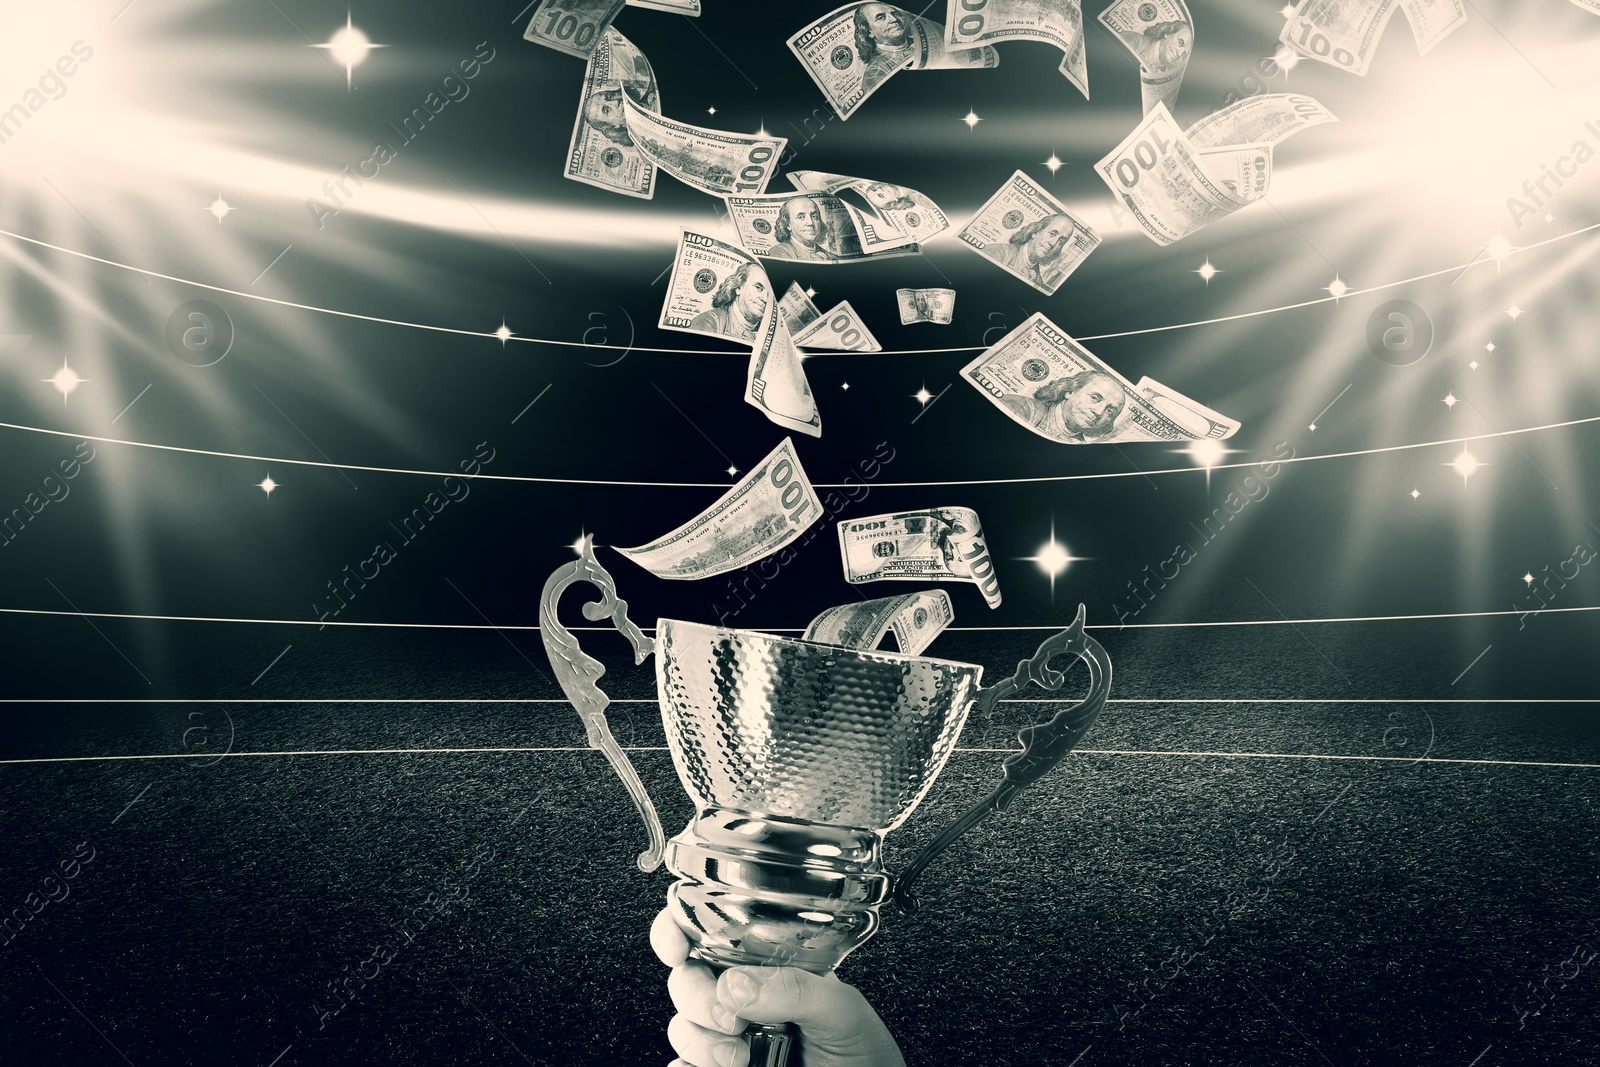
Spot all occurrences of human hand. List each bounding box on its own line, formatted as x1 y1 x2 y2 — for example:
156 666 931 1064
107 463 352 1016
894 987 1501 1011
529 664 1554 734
649 908 908 1067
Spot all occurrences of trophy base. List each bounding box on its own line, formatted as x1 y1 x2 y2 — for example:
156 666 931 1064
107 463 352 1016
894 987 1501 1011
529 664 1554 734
664 807 889 975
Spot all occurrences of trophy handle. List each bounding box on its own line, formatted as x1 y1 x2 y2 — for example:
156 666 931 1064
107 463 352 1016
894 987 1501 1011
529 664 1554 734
539 540 666 873
893 604 1112 912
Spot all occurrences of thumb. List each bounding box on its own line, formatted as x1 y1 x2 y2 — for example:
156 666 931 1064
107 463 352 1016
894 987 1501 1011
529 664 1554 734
716 966 877 1049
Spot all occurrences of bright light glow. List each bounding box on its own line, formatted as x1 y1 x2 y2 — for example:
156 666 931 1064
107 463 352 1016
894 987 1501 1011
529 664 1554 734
1523 572 1535 584
1485 343 1496 352
707 106 717 116
1507 303 1523 320
258 475 277 496
913 386 934 405
1045 153 1063 174
1022 519 1080 597
725 465 739 478
1195 258 1219 283
841 382 850 390
207 195 233 223
1484 231 1514 266
962 110 981 129
1187 438 1228 469
494 322 512 344
45 361 85 401
1469 360 1480 371
570 533 591 555
803 286 817 299
1325 275 1348 300
1448 447 1484 481
1272 45 1300 70
1410 488 1421 499
1443 392 1458 408
315 15 383 89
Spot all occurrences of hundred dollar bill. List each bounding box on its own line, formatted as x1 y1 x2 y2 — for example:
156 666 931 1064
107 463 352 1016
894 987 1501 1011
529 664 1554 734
747 315 822 437
1185 93 1337 149
1197 145 1272 203
524 0 625 59
958 170 1100 294
723 191 917 262
794 301 882 352
897 288 955 324
1280 0 1399 77
626 0 699 12
616 438 822 580
838 507 1002 608
1096 103 1247 246
565 29 660 199
803 590 954 657
779 281 823 335
658 229 773 345
1564 0 1600 14
944 0 1088 98
622 96 786 196
788 170 952 247
788 4 998 121
962 312 1239 443
1398 0 1466 54
1098 0 1193 116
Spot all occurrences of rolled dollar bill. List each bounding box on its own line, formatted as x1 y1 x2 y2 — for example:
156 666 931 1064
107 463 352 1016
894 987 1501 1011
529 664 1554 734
658 229 773 345
788 3 997 121
779 281 823 335
1280 0 1399 76
1098 0 1193 116
897 288 955 325
1184 93 1337 149
1095 103 1247 246
626 0 698 12
788 170 952 247
723 191 917 262
794 301 882 351
621 96 786 196
524 0 625 59
944 0 1088 98
803 590 954 657
565 29 660 199
959 170 1100 294
961 312 1239 443
838 507 1001 608
616 438 822 580
747 315 822 437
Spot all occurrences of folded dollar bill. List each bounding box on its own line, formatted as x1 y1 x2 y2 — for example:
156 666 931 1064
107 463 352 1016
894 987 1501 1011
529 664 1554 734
944 0 1088 98
803 590 954 656
962 312 1239 443
625 0 698 13
1184 93 1338 150
838 507 1001 609
789 3 998 121
960 170 1099 294
616 438 822 579
788 170 952 247
724 191 918 262
747 315 822 437
1280 0 1403 76
622 96 785 197
524 0 626 59
794 301 882 352
779 281 823 336
897 288 955 325
565 28 660 199
1098 0 1193 116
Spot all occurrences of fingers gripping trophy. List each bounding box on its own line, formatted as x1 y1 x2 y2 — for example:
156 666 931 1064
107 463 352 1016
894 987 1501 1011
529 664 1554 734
541 543 1113 1065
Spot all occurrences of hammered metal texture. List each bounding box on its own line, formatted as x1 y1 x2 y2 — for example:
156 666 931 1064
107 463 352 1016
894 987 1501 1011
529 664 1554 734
655 620 984 832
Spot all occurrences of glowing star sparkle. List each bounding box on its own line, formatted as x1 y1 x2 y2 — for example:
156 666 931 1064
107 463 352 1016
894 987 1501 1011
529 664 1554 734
1044 153 1064 174
962 110 981 129
1279 4 1296 18
494 322 512 344
1469 360 1479 371
1022 521 1078 597
45 361 85 402
1506 303 1522 320
1443 392 1458 408
1195 259 1219 284
1185 438 1229 490
1523 572 1534 585
725 465 739 478
258 476 277 496
207 196 234 223
913 386 934 406
1410 488 1421 499
841 382 850 390
315 13 384 89
707 106 717 116
1447 447 1484 482
1485 343 1496 352
1273 45 1300 70
803 286 817 299
570 532 592 555
1484 232 1513 268
1325 275 1349 300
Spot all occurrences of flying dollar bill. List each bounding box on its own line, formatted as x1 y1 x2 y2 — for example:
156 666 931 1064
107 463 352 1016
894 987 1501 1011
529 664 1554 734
1397 0 1466 54
959 170 1100 294
626 0 699 12
723 192 918 262
622 96 786 196
838 507 1001 608
897 288 955 324
1196 145 1273 203
1279 0 1399 76
788 3 998 121
779 281 823 335
747 315 822 437
1098 0 1193 116
962 312 1239 443
616 438 822 580
1095 103 1247 246
794 301 882 351
565 29 660 199
659 229 774 345
525 0 625 59
803 590 954 656
1184 93 1338 149
788 170 952 247
944 0 1088 98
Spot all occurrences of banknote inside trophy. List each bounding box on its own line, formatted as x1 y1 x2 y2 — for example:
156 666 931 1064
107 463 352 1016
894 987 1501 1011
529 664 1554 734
540 541 1113 1065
